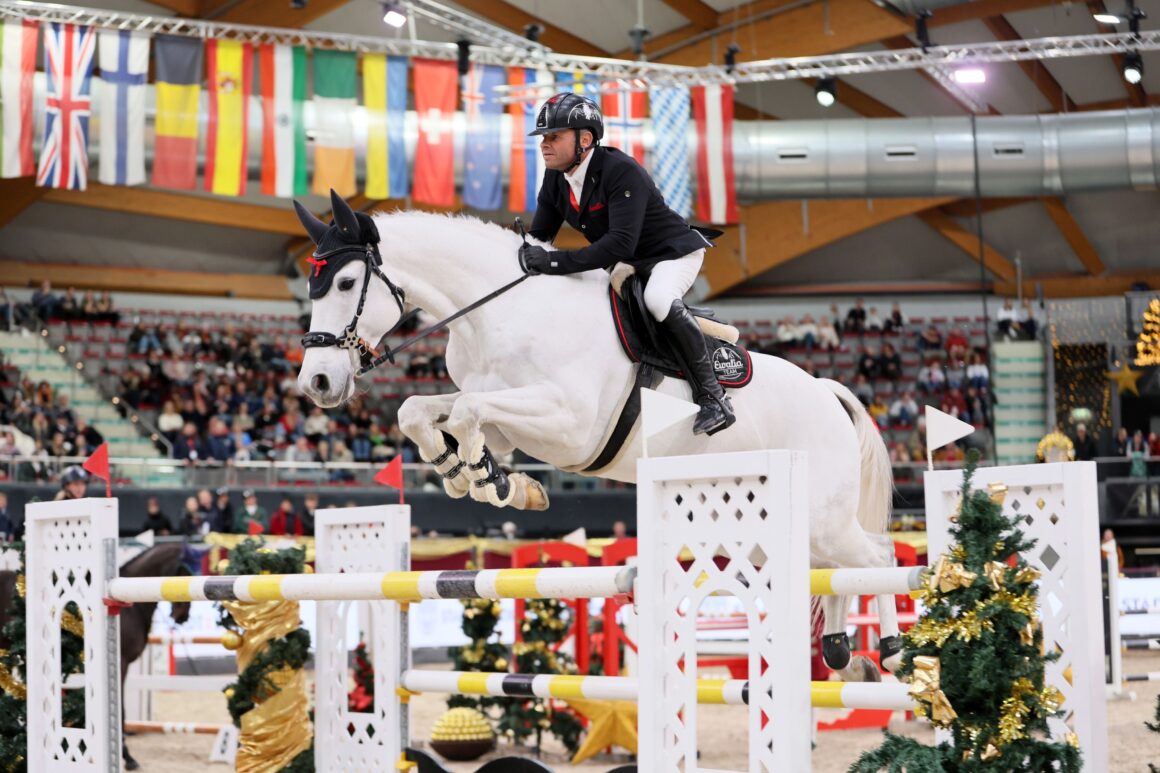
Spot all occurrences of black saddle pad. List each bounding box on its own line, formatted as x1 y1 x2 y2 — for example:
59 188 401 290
610 274 753 390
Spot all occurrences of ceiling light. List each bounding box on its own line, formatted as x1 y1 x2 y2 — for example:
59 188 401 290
381 2 407 28
1093 12 1123 23
1123 51 1143 84
952 68 986 84
815 78 837 107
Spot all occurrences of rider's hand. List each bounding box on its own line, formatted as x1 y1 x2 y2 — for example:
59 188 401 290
519 244 556 275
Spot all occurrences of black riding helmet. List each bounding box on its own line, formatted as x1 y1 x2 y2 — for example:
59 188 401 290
528 92 604 169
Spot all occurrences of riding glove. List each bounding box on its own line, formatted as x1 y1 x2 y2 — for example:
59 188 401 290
519 244 560 275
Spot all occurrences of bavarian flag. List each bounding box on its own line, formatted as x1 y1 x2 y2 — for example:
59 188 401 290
311 49 356 197
152 34 202 190
205 39 251 196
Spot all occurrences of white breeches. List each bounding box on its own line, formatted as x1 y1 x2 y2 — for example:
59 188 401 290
643 249 705 321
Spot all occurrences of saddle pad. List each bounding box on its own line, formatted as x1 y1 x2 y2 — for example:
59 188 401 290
609 283 753 390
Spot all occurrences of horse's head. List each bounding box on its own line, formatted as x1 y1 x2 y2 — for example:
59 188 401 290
294 190 406 408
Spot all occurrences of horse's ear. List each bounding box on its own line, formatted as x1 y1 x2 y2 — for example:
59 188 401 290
330 189 361 241
293 200 329 245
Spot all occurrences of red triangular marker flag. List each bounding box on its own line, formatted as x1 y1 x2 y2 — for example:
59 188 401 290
374 456 405 504
248 519 264 536
83 442 111 498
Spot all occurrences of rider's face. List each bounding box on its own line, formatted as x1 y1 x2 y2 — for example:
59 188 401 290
540 130 591 172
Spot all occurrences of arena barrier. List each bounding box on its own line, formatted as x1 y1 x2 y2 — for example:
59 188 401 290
24 453 1108 771
1105 542 1160 697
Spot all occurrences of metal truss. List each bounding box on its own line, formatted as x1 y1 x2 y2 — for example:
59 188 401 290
404 0 550 57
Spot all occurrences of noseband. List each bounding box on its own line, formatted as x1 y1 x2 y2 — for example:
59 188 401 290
300 241 407 377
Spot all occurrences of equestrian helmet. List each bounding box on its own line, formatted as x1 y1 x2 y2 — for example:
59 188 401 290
529 92 604 142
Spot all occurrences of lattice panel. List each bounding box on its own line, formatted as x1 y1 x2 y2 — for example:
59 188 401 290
637 451 811 772
925 463 1108 771
314 506 409 773
25 498 119 772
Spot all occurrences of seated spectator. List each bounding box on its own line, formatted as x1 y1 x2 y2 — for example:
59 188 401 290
330 438 355 482
129 321 164 355
73 416 102 450
1114 427 1130 455
866 306 883 332
269 497 307 536
30 280 59 322
996 298 1019 339
406 353 431 379
232 429 254 462
0 432 17 458
918 359 946 393
816 316 840 350
172 421 209 463
214 488 234 532
180 495 211 537
48 431 72 457
916 325 943 354
94 291 119 324
350 425 372 462
796 315 819 349
1018 299 1039 340
844 298 867 333
776 315 799 347
73 433 91 459
1150 431 1160 458
234 489 269 534
283 436 315 464
905 417 927 462
945 358 966 390
933 442 965 464
851 373 874 406
877 343 902 381
304 406 330 445
945 327 970 361
142 496 173 535
58 287 80 321
81 290 98 321
966 351 990 388
868 394 889 426
205 417 236 462
157 400 184 444
884 302 907 333
940 386 968 420
1073 423 1098 461
889 391 919 426
857 348 880 380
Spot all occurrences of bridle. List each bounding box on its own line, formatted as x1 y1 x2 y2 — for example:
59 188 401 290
300 223 532 378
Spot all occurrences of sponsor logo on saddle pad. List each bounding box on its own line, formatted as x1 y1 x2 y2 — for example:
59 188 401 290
712 346 745 381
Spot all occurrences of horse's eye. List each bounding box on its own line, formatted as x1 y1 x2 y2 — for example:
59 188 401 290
338 278 356 292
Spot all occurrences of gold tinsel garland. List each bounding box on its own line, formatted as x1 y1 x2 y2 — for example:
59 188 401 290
221 599 313 773
0 650 26 701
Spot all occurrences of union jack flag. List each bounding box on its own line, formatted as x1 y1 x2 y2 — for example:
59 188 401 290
37 23 95 190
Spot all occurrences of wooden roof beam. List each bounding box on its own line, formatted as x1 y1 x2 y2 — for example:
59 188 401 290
0 177 45 229
917 209 1018 282
1040 197 1105 276
994 270 1160 297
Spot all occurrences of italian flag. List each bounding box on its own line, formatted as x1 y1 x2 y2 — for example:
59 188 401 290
258 44 307 198
311 49 356 197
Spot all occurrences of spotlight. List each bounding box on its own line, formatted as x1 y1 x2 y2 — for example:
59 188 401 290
1092 12 1122 23
289 0 307 8
1123 51 1143 84
724 43 741 75
952 68 986 84
815 77 837 107
523 23 543 42
457 39 471 77
915 10 932 53
381 1 406 28
628 25 650 57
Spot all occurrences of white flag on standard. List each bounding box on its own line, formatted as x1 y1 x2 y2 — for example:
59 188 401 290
641 387 699 457
925 405 975 469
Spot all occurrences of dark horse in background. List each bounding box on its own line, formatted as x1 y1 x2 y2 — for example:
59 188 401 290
0 543 194 771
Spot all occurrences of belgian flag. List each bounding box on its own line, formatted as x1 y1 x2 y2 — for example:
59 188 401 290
152 34 202 190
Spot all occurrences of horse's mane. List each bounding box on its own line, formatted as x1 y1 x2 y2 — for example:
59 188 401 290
372 209 522 250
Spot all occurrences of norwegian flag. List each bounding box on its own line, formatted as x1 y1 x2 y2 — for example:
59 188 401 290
36 23 95 190
601 88 646 165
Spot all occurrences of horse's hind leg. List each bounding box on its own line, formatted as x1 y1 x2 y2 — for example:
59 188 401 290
397 393 472 499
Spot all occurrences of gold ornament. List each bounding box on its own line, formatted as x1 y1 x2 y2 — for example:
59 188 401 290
928 556 977 594
1013 566 1041 584
566 698 639 763
1106 361 1143 395
494 658 508 670
981 743 1001 761
1037 430 1076 462
222 630 244 651
60 610 85 639
0 650 27 701
1019 623 1036 646
217 559 231 574
15 575 25 598
225 687 235 699
908 656 958 726
430 707 495 742
303 564 314 574
983 561 1007 590
987 483 1008 505
993 541 1006 555
1065 732 1080 748
1040 685 1064 712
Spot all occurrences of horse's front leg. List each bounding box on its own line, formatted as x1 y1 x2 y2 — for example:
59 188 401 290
397 392 472 499
444 384 575 511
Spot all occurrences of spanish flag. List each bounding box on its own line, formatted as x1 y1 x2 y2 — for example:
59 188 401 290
205 39 251 197
311 49 356 197
152 35 202 190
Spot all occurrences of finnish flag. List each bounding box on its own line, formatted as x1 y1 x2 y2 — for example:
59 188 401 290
98 29 149 186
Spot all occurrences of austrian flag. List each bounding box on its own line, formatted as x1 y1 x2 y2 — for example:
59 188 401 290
37 22 95 191
692 83 738 225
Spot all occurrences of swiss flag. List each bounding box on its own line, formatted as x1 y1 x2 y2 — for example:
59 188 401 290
691 83 738 225
413 58 457 207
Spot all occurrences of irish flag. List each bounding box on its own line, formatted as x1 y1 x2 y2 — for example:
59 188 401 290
205 39 251 196
311 49 356 197
0 19 37 178
258 44 306 198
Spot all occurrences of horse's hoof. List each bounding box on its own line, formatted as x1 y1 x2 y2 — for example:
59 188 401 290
443 476 469 499
507 473 550 511
124 756 141 771
838 655 882 683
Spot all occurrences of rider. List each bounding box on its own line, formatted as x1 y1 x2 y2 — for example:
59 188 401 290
519 92 736 436
55 465 89 501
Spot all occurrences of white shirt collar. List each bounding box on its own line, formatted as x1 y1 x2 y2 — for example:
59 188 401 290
564 147 595 201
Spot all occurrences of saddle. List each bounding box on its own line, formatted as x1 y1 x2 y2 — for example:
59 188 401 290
609 267 753 390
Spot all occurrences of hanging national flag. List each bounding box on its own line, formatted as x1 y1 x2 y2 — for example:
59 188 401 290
602 88 646 165
205 39 251 196
650 85 692 219
153 35 202 190
0 19 37 178
412 58 457 207
312 49 357 197
462 63 504 211
554 70 600 98
97 30 149 187
258 44 307 198
507 66 551 213
363 53 408 201
36 23 96 191
692 83 738 225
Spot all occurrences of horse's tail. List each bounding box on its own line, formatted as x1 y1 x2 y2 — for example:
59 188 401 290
821 379 892 538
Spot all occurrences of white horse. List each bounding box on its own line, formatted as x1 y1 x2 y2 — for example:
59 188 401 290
294 192 901 678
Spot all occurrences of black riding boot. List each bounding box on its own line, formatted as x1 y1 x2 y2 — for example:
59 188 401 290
661 300 736 436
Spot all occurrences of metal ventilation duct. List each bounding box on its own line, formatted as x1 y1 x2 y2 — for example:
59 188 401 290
31 73 1160 201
